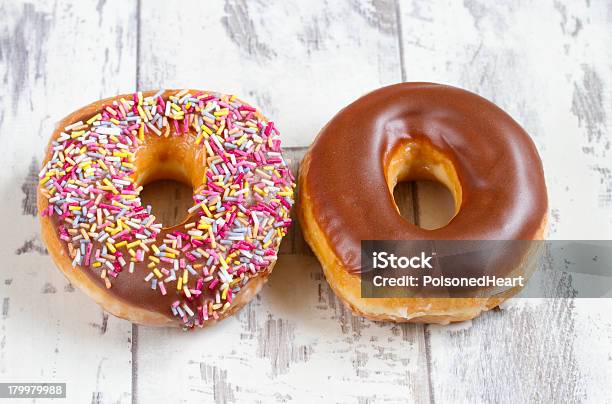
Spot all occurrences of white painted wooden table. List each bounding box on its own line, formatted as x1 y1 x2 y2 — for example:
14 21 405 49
1 1 612 403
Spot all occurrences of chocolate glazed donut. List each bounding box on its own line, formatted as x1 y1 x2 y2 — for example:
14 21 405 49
298 82 548 323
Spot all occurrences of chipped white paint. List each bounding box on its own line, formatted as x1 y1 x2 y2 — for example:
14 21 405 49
137 0 402 148
136 2 428 402
0 1 136 403
399 1 612 402
1 0 611 403
137 256 423 403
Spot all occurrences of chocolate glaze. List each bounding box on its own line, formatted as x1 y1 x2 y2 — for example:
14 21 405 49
50 214 207 319
304 83 548 276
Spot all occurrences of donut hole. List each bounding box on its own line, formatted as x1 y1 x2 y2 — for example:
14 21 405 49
132 135 208 228
387 141 462 230
140 178 194 227
393 180 456 230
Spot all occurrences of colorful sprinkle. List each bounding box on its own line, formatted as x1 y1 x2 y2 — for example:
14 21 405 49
39 90 295 329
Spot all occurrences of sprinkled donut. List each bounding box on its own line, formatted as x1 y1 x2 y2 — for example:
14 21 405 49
38 89 295 329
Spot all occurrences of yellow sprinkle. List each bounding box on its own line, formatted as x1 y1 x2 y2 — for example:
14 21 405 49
235 134 248 146
253 186 266 197
137 105 147 121
106 242 116 253
153 268 163 278
177 277 183 291
218 254 228 269
107 224 120 236
149 256 160 264
201 124 213 135
200 203 212 217
112 200 128 209
113 151 129 158
87 113 102 125
126 240 141 249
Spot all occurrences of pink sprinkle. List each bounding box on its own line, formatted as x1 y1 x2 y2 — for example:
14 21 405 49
239 105 256 112
84 243 93 266
208 279 219 290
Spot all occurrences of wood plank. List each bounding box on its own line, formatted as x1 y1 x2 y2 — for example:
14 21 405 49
5 1 608 401
136 0 402 148
0 1 137 403
135 1 431 402
398 0 612 401
133 151 427 402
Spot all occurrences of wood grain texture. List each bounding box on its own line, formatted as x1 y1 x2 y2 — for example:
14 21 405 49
134 2 434 402
399 0 612 402
1 0 611 403
135 151 460 404
136 0 402 148
0 1 138 403
133 146 430 403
